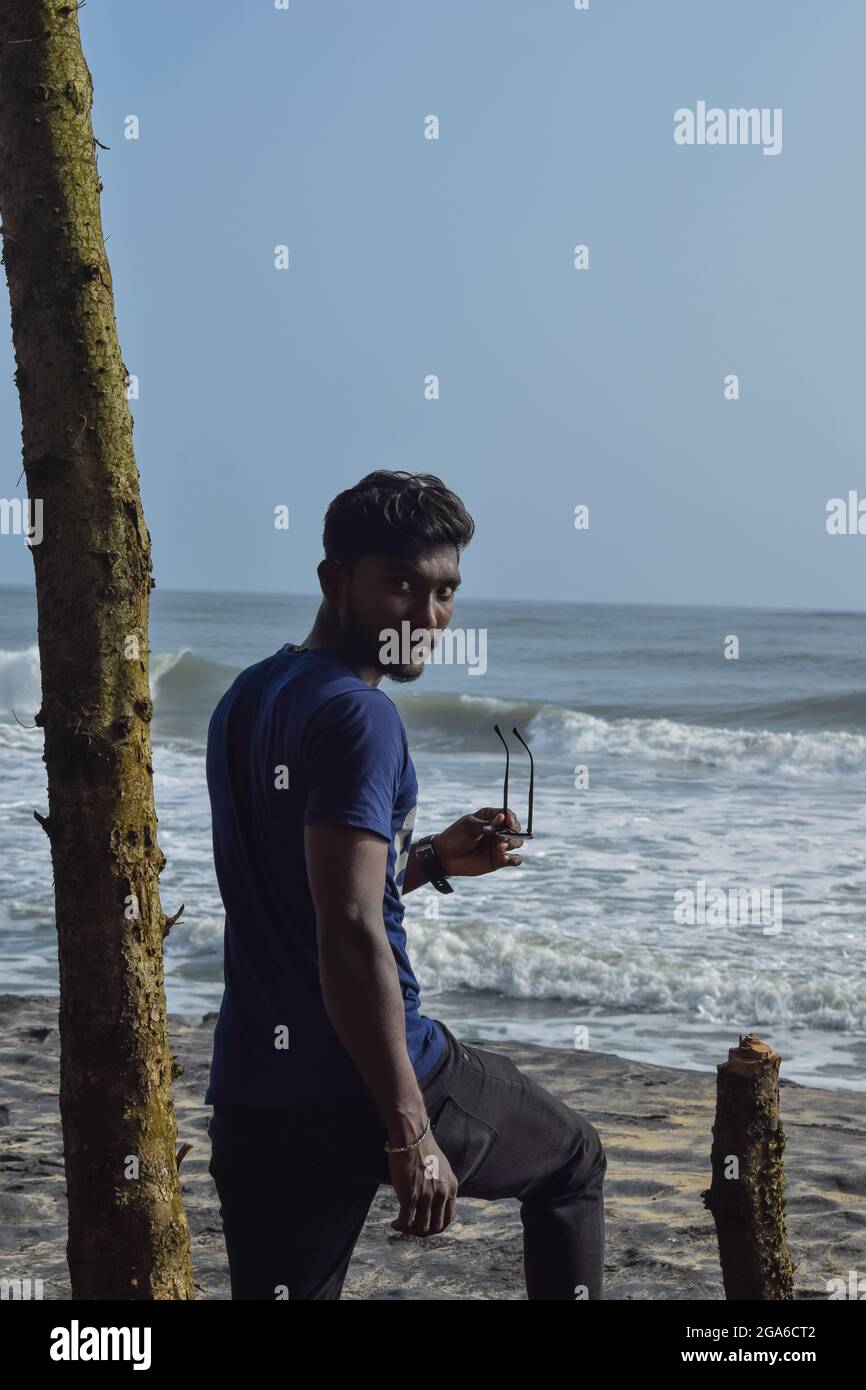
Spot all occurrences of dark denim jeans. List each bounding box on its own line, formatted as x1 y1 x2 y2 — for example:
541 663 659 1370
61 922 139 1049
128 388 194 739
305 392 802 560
207 1019 607 1300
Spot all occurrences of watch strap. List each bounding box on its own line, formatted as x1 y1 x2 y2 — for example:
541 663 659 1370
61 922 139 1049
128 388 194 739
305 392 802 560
414 834 454 893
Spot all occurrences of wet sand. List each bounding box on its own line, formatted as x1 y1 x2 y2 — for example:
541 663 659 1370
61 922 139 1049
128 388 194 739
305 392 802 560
1 993 863 1300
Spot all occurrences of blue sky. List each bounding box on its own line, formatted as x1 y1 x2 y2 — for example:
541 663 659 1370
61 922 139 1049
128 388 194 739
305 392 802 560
1 0 864 608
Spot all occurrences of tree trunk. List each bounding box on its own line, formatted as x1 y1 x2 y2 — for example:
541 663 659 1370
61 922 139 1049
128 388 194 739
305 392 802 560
702 1034 794 1300
0 2 193 1298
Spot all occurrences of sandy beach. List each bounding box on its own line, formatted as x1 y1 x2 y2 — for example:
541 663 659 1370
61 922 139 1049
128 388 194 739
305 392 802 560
1 992 863 1301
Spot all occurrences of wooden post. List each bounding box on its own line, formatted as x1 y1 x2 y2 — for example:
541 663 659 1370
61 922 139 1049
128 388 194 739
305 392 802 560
702 1033 794 1299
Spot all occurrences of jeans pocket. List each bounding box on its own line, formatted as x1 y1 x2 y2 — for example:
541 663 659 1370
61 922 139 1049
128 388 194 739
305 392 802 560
431 1094 498 1188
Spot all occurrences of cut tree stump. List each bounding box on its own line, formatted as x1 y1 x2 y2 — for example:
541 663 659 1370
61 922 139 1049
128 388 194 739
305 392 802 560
702 1033 795 1300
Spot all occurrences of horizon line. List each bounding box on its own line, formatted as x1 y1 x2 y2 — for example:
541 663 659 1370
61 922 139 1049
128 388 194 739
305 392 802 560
1 580 865 620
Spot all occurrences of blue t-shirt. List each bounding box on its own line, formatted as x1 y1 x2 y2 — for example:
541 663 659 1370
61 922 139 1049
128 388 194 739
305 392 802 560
203 642 445 1111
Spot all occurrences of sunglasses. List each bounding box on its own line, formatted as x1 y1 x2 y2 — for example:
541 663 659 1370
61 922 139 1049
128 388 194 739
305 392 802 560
481 723 535 840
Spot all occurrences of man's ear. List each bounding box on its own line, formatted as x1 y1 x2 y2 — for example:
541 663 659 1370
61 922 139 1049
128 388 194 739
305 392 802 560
318 558 344 604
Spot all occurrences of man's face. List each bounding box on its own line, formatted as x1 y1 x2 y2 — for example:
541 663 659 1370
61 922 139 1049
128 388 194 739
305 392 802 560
332 545 461 683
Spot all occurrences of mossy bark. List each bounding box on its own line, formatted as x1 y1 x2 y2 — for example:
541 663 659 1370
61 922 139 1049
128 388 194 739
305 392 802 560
702 1034 794 1300
0 1 193 1298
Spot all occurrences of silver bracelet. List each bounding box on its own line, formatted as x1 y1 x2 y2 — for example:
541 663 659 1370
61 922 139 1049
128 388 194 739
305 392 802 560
383 1115 431 1154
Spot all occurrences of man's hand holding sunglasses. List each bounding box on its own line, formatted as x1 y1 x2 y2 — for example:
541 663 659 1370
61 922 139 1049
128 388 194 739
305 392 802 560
430 808 524 877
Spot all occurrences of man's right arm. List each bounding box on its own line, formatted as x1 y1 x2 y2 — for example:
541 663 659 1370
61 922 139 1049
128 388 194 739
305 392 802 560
304 822 458 1236
304 821 427 1146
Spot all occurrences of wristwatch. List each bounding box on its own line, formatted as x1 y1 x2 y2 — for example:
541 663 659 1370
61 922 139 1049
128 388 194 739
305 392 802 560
413 834 454 893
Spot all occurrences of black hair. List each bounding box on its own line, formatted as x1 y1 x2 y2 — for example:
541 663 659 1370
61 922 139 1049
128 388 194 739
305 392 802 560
322 470 474 567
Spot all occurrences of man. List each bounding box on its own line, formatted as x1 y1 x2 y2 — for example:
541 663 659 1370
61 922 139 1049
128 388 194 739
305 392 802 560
204 469 607 1300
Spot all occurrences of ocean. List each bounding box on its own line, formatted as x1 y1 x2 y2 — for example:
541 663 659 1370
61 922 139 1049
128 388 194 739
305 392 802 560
1 585 865 1091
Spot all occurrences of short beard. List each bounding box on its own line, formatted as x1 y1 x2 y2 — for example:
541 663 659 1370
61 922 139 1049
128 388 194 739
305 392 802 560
383 660 425 685
340 595 426 684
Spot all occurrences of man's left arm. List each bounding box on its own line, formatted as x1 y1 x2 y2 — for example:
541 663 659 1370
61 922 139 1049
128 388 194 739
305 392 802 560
402 807 524 894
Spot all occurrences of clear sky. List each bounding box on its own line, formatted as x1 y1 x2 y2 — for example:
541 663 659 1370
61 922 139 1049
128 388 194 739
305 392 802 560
1 0 864 609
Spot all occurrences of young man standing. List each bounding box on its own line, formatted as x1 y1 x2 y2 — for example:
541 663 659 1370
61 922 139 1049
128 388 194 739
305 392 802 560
204 470 607 1300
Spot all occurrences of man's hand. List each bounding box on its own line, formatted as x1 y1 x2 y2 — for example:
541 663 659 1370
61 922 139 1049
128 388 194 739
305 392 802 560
389 1131 458 1236
433 807 524 878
